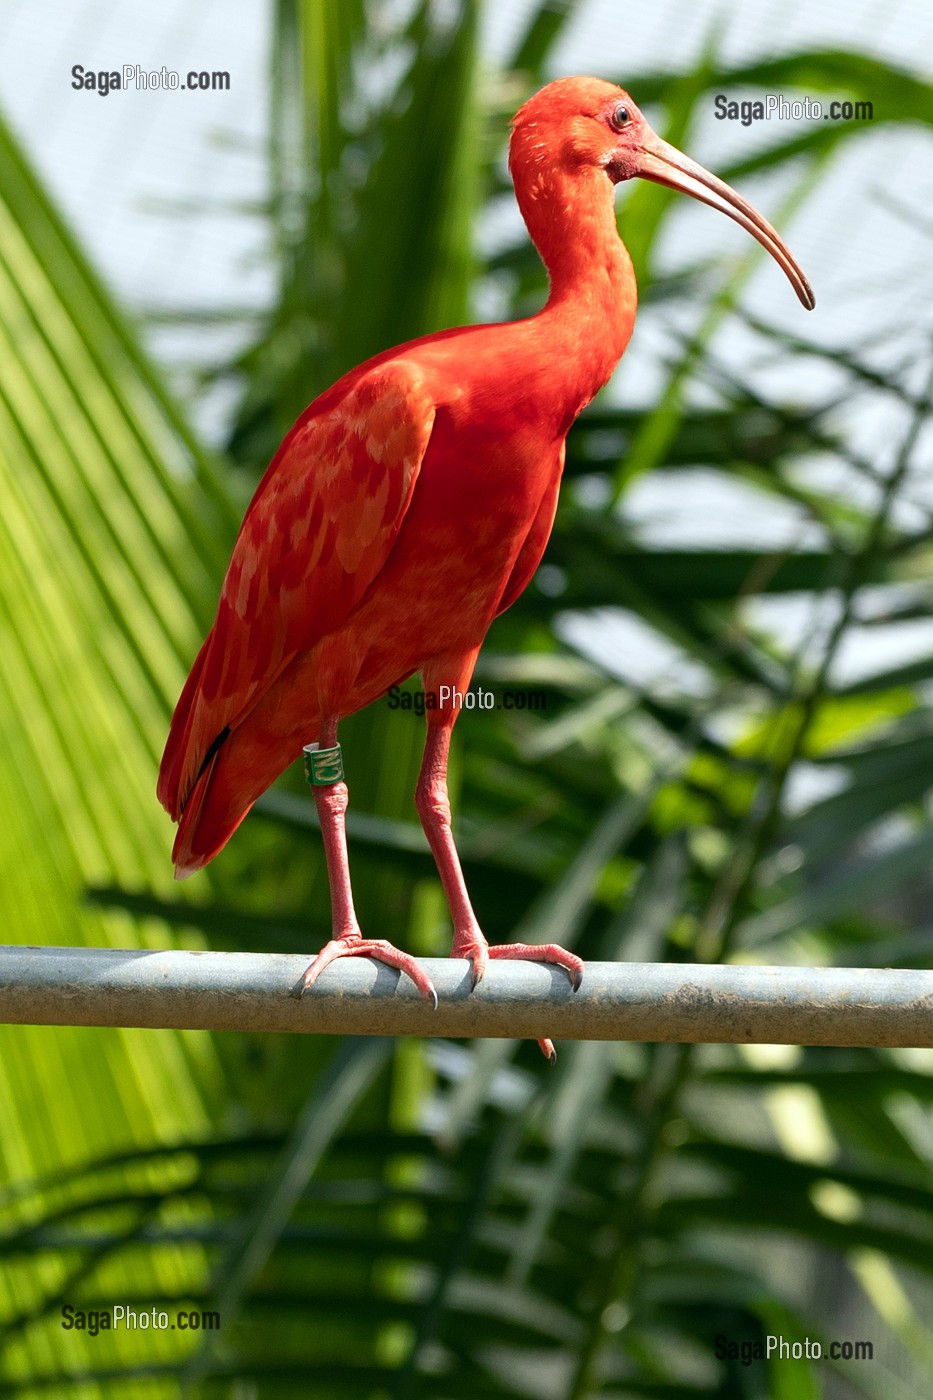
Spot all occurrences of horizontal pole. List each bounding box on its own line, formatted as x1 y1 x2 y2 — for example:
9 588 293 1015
1 946 932 1046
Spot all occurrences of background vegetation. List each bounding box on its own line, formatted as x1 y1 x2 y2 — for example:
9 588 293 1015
2 0 933 1394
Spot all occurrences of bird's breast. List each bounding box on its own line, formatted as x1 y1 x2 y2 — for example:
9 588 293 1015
418 404 559 543
339 411 564 667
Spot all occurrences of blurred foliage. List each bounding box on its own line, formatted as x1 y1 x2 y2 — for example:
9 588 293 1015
2 0 933 1395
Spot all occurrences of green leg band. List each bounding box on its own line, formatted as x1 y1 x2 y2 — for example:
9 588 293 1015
303 742 344 787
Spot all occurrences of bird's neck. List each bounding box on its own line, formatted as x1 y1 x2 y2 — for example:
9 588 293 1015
517 165 637 426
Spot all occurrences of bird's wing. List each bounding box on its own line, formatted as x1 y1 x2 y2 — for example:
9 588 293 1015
158 360 437 818
495 443 564 617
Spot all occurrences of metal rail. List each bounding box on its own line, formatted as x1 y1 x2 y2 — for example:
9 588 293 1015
2 946 932 1045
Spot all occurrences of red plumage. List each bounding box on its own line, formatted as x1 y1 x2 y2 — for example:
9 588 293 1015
158 77 812 1053
159 361 435 864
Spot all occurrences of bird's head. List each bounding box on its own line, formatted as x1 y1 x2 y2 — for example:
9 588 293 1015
510 76 814 310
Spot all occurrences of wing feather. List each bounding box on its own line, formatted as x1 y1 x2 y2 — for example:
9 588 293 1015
494 443 564 617
158 360 436 818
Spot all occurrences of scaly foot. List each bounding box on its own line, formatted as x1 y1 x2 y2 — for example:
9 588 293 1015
486 940 584 991
295 932 438 1008
452 933 583 1062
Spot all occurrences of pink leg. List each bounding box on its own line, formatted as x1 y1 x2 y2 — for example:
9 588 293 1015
415 708 582 1062
296 718 437 1007
415 723 486 982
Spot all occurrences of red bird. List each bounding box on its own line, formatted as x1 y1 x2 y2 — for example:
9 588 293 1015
159 77 813 1057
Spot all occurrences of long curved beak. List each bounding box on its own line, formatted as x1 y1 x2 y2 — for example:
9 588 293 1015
637 131 815 310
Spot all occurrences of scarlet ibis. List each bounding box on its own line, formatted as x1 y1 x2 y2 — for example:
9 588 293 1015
158 77 812 1058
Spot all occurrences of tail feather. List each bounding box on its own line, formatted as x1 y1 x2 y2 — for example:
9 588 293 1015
159 626 255 873
161 629 406 876
170 748 252 877
168 708 313 877
161 636 328 875
158 631 214 820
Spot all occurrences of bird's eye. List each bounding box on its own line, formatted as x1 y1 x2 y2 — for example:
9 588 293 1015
609 103 631 132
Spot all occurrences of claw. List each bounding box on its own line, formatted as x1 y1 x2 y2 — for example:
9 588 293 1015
295 934 436 1005
451 935 488 991
452 937 577 1061
486 941 583 990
